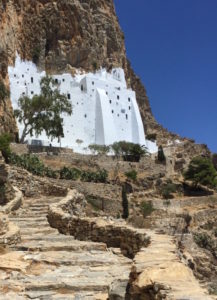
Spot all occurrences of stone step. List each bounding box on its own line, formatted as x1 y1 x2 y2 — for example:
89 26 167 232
20 228 57 235
24 291 107 300
24 250 131 267
20 234 76 243
11 213 48 218
13 240 107 252
9 217 46 222
15 221 50 228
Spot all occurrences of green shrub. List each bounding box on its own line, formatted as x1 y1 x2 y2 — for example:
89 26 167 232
92 61 98 71
194 232 215 252
88 144 110 155
146 133 157 141
111 141 147 162
60 166 81 180
161 182 177 199
125 170 137 181
0 133 12 163
140 201 154 218
32 47 41 64
9 153 57 178
184 156 217 188
9 153 46 176
9 153 108 183
157 145 166 163
122 186 129 219
81 169 108 183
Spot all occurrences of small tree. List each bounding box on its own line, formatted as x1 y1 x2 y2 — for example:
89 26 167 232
14 76 72 143
111 141 147 162
122 185 129 219
88 144 110 155
184 156 217 188
158 145 166 163
0 133 12 163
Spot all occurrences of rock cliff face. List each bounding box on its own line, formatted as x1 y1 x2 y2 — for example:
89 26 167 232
0 0 171 143
0 0 211 154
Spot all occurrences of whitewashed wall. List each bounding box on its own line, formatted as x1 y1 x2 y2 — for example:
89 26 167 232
8 55 158 154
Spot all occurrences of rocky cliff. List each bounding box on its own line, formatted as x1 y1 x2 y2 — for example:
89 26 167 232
0 0 210 153
0 0 174 143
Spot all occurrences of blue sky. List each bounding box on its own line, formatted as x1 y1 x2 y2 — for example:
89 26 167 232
114 0 217 152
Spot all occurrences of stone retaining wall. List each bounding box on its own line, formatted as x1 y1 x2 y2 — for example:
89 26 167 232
0 213 20 246
47 190 150 258
0 187 22 214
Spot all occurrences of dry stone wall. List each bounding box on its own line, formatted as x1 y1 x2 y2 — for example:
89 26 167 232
47 190 150 258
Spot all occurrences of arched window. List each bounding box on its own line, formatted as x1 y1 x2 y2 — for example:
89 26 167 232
81 85 84 91
31 77 34 83
126 114 128 120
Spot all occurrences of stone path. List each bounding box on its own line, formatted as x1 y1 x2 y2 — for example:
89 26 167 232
0 195 215 299
132 230 214 300
0 196 131 299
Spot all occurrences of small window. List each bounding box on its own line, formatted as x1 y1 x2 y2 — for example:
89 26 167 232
31 77 34 83
81 85 84 91
31 91 34 95
117 114 120 117
62 78 65 82
109 100 112 104
128 98 131 102
106 91 108 95
22 75 24 78
117 95 120 100
67 94 71 100
14 74 16 78
55 79 58 84
22 92 25 95
126 114 128 120
84 114 87 118
77 102 79 105
112 110 114 114
92 81 94 85
121 109 125 113
129 106 131 110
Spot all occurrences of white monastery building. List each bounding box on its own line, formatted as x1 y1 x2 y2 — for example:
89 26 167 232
8 55 158 154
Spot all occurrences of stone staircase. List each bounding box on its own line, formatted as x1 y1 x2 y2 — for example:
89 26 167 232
0 195 215 299
0 196 131 299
